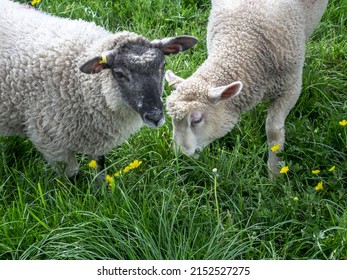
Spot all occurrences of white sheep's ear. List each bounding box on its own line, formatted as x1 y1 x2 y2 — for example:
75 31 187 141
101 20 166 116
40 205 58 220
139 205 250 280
79 53 113 74
151 36 198 55
207 81 243 105
165 70 185 89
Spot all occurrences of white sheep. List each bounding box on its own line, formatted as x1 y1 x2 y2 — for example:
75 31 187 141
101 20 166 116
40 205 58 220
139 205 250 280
165 0 328 175
0 0 198 178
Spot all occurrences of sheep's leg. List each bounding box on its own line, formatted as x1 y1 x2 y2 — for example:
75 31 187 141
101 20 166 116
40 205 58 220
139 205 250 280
90 155 106 185
96 155 105 173
266 81 302 176
96 155 106 180
43 151 79 179
64 153 80 179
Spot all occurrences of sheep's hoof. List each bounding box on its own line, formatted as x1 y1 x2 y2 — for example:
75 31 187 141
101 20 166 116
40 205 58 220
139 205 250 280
267 161 281 179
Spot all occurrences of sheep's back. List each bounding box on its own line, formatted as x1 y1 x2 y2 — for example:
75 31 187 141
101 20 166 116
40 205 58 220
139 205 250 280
206 0 306 107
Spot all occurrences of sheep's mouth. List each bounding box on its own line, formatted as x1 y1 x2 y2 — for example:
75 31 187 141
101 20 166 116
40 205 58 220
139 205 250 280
175 144 203 159
143 116 165 128
191 147 203 159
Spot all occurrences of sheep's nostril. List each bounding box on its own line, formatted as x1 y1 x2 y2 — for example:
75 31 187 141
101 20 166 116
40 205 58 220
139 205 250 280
143 111 164 127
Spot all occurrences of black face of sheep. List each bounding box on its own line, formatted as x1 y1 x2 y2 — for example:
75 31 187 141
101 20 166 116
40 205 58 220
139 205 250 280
111 43 166 128
80 36 198 128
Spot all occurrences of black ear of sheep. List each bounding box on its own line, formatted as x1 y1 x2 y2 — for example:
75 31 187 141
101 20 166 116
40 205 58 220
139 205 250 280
79 53 112 74
151 35 198 55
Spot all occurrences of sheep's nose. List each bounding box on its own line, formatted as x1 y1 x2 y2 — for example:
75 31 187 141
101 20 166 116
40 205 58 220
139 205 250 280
143 110 165 128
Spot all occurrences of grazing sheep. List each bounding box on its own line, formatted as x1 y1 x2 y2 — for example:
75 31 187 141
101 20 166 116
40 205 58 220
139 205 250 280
165 0 328 175
0 0 198 178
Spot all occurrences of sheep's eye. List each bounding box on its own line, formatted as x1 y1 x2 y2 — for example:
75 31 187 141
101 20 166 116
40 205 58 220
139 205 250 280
190 112 204 127
192 117 203 125
113 70 127 80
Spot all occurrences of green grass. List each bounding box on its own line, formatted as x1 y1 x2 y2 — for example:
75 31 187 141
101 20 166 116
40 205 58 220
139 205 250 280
0 0 346 259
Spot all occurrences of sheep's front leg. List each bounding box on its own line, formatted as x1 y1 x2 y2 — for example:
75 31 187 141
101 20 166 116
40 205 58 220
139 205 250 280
266 81 302 176
91 155 106 184
96 155 106 172
65 153 80 179
96 155 106 178
43 151 79 179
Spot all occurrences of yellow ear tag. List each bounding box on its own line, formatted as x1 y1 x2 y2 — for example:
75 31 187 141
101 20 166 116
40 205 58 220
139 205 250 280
99 54 107 64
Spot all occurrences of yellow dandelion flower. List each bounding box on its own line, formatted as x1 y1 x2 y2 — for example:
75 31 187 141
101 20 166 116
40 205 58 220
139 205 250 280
123 166 132 173
128 159 142 169
328 166 336 172
339 120 347 126
280 166 289 174
31 0 41 6
293 197 299 201
270 143 280 153
106 174 114 185
88 160 98 170
312 169 320 175
315 181 323 191
114 160 143 177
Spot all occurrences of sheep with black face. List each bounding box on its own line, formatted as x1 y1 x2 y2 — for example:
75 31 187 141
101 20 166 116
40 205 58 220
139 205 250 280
0 0 198 178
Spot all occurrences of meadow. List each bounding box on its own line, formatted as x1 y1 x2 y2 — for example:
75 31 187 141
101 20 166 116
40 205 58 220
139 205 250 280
0 0 346 259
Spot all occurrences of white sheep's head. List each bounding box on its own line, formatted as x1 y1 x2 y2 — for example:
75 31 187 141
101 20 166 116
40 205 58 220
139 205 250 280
80 35 198 128
165 70 243 156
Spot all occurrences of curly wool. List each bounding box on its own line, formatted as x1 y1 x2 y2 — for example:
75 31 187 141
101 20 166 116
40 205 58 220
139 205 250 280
166 76 211 120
